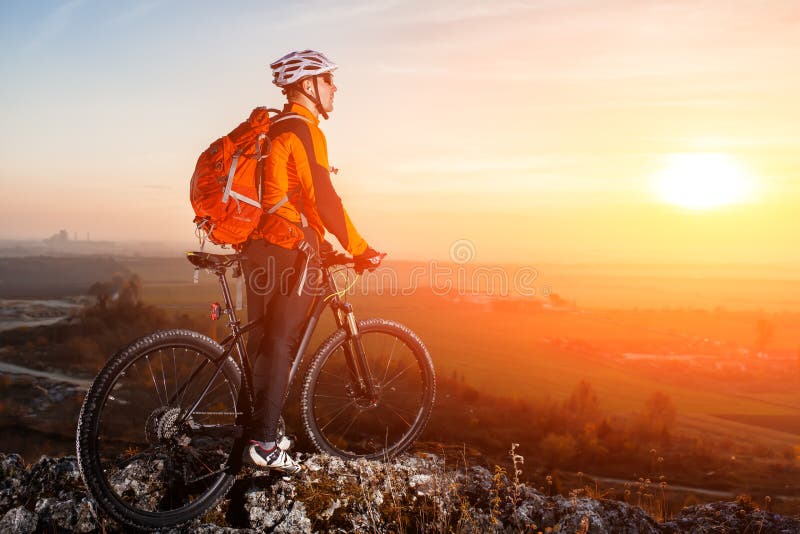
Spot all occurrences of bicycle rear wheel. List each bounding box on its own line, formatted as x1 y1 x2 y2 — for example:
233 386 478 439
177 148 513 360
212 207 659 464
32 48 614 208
76 329 243 530
301 318 435 460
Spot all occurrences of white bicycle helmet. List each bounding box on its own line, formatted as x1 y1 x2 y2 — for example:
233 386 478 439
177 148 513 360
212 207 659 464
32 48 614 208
270 49 338 88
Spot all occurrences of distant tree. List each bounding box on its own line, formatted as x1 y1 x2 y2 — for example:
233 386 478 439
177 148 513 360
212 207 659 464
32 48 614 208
635 391 676 442
119 274 142 306
88 274 143 310
110 273 125 300
574 423 609 467
538 432 577 468
88 282 112 309
563 380 602 425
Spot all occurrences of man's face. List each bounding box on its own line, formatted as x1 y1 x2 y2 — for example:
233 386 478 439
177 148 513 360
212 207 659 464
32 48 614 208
316 73 336 113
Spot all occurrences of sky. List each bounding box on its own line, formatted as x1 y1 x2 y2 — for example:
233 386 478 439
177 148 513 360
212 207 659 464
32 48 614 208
1 0 799 264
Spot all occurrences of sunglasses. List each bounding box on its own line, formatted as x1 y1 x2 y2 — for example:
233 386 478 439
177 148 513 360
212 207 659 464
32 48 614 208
319 73 334 85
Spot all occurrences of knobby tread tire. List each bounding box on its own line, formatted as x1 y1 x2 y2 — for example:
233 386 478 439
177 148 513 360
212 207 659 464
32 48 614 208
76 329 243 531
300 318 436 460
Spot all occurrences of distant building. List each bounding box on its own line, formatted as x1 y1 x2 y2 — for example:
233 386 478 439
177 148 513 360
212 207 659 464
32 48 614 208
43 229 70 244
42 229 117 254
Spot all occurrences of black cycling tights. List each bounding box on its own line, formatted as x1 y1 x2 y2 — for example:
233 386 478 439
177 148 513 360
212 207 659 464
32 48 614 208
241 232 319 442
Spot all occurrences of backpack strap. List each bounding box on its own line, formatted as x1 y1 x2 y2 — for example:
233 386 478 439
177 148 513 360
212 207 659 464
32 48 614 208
265 184 301 214
221 153 241 205
262 111 314 226
270 112 313 127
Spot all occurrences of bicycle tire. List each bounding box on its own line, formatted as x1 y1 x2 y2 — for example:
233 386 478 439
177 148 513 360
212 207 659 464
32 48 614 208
76 329 244 530
301 318 435 460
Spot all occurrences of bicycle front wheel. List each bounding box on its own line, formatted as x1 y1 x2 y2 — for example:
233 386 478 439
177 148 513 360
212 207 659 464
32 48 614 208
301 318 436 460
76 329 243 531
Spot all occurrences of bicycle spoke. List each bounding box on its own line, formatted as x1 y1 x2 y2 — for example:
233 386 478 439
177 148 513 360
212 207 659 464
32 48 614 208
187 467 227 485
382 362 415 389
177 352 204 407
335 408 364 442
146 355 166 406
319 400 357 432
382 401 414 429
196 377 230 408
185 378 233 424
315 398 352 427
108 445 166 470
382 337 398 383
160 352 169 404
183 446 215 474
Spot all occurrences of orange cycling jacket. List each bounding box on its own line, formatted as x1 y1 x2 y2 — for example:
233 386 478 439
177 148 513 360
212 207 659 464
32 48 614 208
256 102 368 256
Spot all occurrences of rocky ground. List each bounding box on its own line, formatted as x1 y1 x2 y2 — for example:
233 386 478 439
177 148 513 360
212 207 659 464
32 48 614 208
0 452 798 533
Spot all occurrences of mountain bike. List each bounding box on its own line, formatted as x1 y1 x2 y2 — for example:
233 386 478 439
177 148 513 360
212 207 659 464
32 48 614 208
76 250 436 530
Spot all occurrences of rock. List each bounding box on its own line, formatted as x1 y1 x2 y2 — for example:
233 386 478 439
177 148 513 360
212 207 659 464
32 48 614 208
34 496 99 532
0 506 37 534
0 454 26 514
191 524 254 533
244 482 291 530
0 451 799 533
409 473 434 495
35 497 74 530
663 501 800 533
540 494 660 533
318 498 342 520
274 501 312 534
74 497 100 533
24 455 83 503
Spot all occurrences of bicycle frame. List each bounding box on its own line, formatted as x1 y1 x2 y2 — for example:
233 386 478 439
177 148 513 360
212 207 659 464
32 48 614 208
173 257 377 437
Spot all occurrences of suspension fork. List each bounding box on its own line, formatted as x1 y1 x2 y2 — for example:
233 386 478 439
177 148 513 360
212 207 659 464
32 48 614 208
336 301 377 400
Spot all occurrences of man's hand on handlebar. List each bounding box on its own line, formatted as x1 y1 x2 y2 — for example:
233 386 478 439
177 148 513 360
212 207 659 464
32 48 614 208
319 241 386 272
319 240 348 266
354 247 386 274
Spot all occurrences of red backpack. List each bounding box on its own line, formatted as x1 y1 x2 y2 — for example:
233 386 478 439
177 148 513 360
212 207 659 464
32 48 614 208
190 107 280 249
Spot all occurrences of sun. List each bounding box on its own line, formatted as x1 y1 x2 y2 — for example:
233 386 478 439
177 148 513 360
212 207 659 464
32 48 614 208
652 153 754 210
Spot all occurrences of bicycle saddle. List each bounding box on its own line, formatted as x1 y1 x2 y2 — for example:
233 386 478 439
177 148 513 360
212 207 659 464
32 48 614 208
186 251 242 270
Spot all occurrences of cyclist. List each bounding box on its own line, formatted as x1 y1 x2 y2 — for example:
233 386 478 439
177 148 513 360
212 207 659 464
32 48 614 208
242 49 384 473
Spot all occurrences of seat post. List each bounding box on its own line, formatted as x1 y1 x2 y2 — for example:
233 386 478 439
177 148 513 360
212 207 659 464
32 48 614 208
217 270 240 327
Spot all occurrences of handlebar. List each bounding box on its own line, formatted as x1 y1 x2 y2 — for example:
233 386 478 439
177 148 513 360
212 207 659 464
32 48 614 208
321 252 354 268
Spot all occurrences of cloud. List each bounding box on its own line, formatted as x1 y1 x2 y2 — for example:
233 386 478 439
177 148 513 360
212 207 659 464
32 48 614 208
372 0 800 89
386 0 561 25
106 0 164 26
24 0 89 52
278 0 400 30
